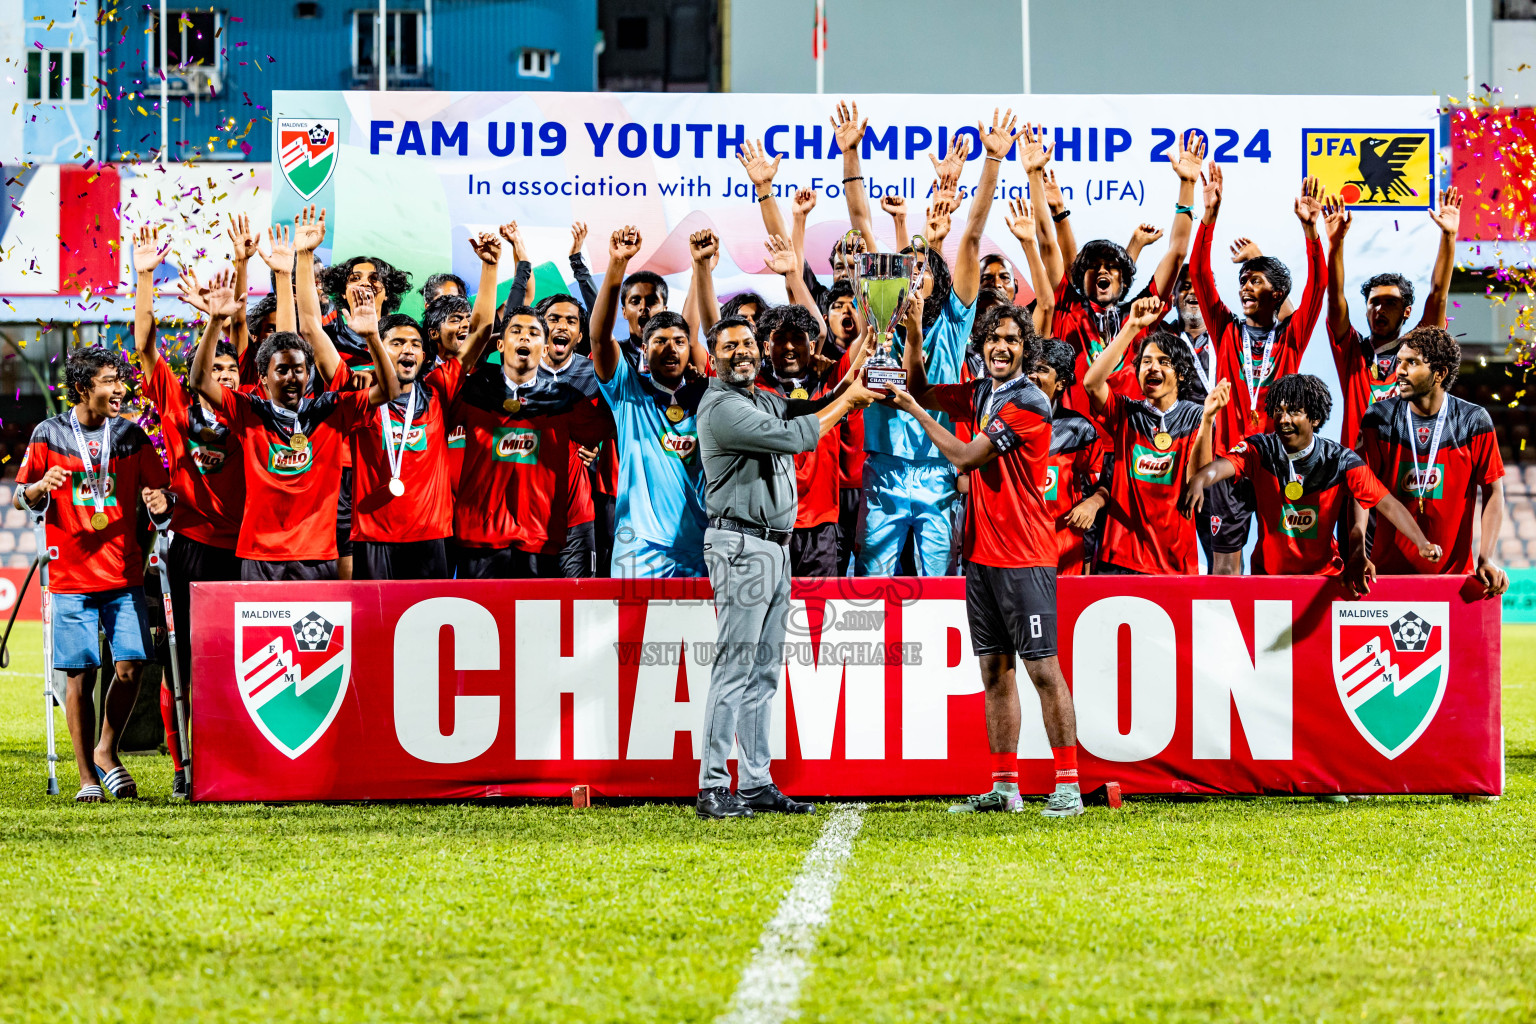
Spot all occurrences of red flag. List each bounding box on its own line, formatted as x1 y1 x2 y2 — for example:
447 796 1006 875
812 2 827 58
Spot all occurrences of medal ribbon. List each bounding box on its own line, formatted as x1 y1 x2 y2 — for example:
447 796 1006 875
1406 397 1449 506
380 386 418 486
1239 322 1278 416
1284 436 1316 497
272 402 303 444
980 374 1028 430
67 411 112 521
1185 332 1215 394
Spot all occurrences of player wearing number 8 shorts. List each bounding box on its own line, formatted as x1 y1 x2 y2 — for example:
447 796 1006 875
882 302 1083 818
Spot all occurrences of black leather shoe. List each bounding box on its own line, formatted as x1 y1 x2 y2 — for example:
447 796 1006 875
739 784 815 814
696 786 754 819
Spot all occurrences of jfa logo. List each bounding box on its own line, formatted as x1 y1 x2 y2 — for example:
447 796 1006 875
1301 130 1433 210
1332 603 1448 758
235 603 352 759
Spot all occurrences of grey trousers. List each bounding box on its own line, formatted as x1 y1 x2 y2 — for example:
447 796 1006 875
698 527 792 790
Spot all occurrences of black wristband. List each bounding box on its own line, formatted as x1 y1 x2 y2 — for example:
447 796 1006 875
842 175 863 184
1052 209 1071 222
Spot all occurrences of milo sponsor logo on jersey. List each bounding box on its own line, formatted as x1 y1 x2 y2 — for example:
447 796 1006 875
1396 462 1444 500
1129 444 1177 486
1280 502 1320 538
446 425 466 450
268 443 314 476
493 426 540 464
658 428 698 463
188 439 227 475
380 420 429 452
1368 379 1398 403
1042 464 1061 501
70 471 119 506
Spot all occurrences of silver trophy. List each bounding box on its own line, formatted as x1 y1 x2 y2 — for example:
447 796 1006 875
847 231 928 393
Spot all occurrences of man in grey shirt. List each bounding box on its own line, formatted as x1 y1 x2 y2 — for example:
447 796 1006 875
693 314 875 819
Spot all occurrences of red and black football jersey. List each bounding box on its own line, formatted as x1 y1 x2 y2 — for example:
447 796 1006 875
1331 323 1406 451
1052 273 1166 416
1043 408 1106 575
451 363 614 553
349 360 463 544
1090 394 1204 574
541 355 602 529
1357 394 1502 575
217 383 373 561
928 376 1055 569
142 355 243 550
757 362 842 530
1190 221 1326 449
1224 432 1388 575
16 411 170 594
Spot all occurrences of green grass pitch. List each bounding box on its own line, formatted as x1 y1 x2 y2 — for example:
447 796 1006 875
0 620 1532 1023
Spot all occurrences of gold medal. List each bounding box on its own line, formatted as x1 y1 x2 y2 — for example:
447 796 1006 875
289 431 309 451
1249 409 1261 427
1417 497 1425 514
665 403 686 424
503 398 522 415
200 426 219 443
1284 481 1304 501
388 478 406 498
90 512 109 531
1153 431 1173 451
789 387 809 401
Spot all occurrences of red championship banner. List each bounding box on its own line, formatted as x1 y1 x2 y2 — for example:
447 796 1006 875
0 568 43 622
190 575 1502 801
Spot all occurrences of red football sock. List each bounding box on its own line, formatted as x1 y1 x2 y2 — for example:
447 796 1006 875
990 751 1019 787
160 685 183 771
1052 745 1078 787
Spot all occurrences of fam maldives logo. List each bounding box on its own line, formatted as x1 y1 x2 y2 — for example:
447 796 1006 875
1332 602 1448 759
278 118 341 200
236 603 352 758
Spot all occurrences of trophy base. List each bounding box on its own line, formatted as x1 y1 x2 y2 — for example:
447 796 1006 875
864 365 909 393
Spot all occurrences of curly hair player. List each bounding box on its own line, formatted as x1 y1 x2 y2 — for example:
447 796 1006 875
1184 373 1439 589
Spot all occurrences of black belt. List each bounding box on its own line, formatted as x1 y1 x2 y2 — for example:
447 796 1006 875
709 516 791 546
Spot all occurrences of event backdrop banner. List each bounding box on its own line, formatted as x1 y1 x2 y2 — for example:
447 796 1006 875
191 575 1501 801
268 91 1442 330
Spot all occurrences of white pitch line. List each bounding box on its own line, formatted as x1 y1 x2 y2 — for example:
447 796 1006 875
718 803 866 1024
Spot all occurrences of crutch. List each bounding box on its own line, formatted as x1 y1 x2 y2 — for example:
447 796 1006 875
148 512 191 795
30 509 58 796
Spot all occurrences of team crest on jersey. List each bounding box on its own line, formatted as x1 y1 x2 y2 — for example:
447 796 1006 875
188 439 227 475
235 602 352 759
1302 130 1433 210
1332 602 1448 758
493 426 540 464
1415 424 1432 446
446 425 466 449
1130 444 1177 486
658 429 698 463
1279 502 1319 538
1397 462 1444 499
70 471 118 506
278 117 341 201
268 443 314 475
1209 514 1222 536
1042 464 1060 501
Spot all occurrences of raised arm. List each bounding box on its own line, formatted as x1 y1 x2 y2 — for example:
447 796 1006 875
227 212 260 360
1189 379 1231 479
790 187 816 276
459 230 503 369
1289 177 1329 345
345 284 401 406
832 101 877 250
1419 186 1462 329
1149 132 1206 302
1005 198 1054 335
739 138 788 241
187 268 239 406
131 226 167 376
589 226 642 383
293 205 342 382
255 223 296 336
1019 125 1065 287
1125 223 1163 265
1321 194 1354 339
497 221 531 320
687 228 720 371
952 109 1015 306
1190 163 1234 344
764 233 828 342
568 222 597 309
1086 296 1162 409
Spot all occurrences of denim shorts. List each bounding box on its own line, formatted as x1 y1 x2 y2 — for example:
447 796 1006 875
51 587 151 670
